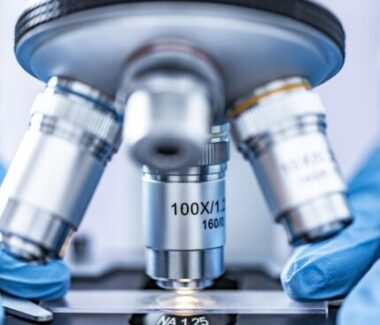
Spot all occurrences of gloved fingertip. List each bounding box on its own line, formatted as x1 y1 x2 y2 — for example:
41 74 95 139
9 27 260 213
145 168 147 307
0 250 71 301
47 259 71 282
21 260 71 300
281 257 327 301
42 260 71 300
43 275 71 300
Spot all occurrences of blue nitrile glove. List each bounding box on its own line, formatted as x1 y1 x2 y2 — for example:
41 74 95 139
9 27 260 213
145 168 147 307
281 141 380 324
0 250 70 323
0 165 70 323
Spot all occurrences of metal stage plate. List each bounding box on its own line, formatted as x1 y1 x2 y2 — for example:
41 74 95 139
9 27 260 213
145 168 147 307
42 290 327 315
16 1 344 102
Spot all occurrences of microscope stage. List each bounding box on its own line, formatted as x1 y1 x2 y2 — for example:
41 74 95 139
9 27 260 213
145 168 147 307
15 0 344 102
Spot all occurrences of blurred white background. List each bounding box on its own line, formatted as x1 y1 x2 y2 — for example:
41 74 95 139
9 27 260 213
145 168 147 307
0 1 378 273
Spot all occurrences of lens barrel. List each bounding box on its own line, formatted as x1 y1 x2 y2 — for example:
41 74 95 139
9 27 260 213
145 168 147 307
120 43 224 171
231 77 353 245
0 77 122 261
143 125 229 290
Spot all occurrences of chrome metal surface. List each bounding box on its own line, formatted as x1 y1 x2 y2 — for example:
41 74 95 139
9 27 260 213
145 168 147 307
34 78 122 157
42 290 328 315
118 42 225 120
47 76 116 114
144 176 226 251
15 2 344 101
121 44 224 170
2 236 45 262
143 124 229 290
280 193 352 245
231 78 325 143
0 77 122 261
156 279 214 291
147 248 224 290
0 199 73 260
232 77 353 245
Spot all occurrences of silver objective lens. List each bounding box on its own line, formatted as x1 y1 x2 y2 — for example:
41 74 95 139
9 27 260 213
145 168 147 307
119 43 224 171
231 77 353 245
0 77 122 261
144 125 229 290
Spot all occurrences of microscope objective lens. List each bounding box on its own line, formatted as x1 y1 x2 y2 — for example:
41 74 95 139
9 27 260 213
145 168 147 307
0 1 359 322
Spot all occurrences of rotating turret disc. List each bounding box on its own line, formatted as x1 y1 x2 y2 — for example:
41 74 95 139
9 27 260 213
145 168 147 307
15 0 344 102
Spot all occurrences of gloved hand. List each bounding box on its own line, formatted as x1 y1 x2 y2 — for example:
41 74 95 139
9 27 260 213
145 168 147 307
0 165 70 323
0 249 70 323
281 142 380 324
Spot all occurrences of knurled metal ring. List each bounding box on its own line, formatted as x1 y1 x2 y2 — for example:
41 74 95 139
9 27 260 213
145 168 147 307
15 0 345 56
231 90 326 145
31 91 122 148
198 124 229 166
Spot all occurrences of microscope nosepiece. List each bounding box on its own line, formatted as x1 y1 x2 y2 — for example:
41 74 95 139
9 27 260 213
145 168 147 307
0 77 122 261
143 125 229 290
231 77 353 246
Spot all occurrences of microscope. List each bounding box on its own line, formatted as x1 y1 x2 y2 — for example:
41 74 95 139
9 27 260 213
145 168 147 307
0 0 352 295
